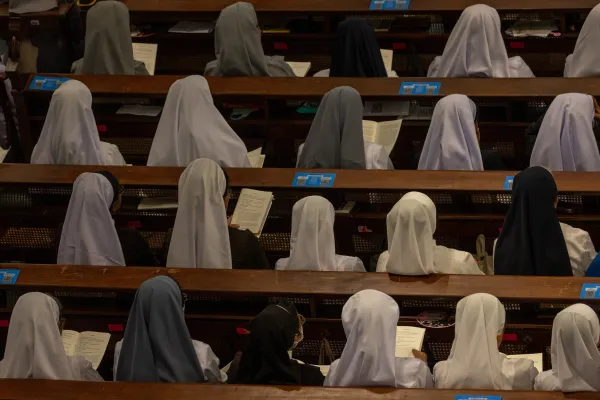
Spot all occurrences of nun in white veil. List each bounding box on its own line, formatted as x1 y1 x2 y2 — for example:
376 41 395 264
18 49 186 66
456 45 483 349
30 80 126 165
564 4 600 77
325 289 433 388
418 94 484 170
167 158 232 269
376 192 482 275
435 293 537 389
275 196 365 272
147 76 251 168
535 304 600 391
58 173 125 266
0 292 101 381
530 93 600 171
427 4 534 78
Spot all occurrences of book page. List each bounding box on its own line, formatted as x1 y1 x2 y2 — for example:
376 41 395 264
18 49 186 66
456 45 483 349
362 120 379 144
169 21 214 34
132 43 157 75
230 189 273 235
61 330 79 357
375 119 402 154
247 147 265 168
286 62 311 77
395 326 426 358
138 197 178 210
116 105 163 117
507 353 543 373
380 49 393 73
317 365 330 376
74 332 111 370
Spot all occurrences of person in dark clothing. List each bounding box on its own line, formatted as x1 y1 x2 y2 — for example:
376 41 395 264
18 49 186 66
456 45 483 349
228 301 324 386
494 167 572 276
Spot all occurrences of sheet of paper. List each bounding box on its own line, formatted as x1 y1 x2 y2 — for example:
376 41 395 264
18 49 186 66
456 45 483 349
380 49 393 73
286 62 311 77
362 120 379 144
169 21 214 34
317 365 330 376
0 146 9 163
132 43 157 75
61 330 79 357
376 119 402 154
507 353 543 373
116 105 163 117
138 197 178 210
248 147 262 157
248 154 265 168
363 101 410 117
75 332 111 370
230 189 273 235
395 326 426 358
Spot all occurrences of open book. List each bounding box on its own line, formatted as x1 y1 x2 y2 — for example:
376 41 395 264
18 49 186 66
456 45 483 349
230 189 273 237
62 330 111 370
381 49 393 74
362 119 402 154
248 147 266 168
132 43 157 75
287 62 312 77
507 353 543 373
395 326 426 358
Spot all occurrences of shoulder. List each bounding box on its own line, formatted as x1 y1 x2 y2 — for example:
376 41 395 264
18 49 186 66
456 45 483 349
335 255 365 272
394 358 433 388
376 251 389 272
71 59 82 73
534 371 559 391
427 56 441 77
508 56 535 77
204 60 218 76
313 69 330 77
275 258 289 270
434 246 482 274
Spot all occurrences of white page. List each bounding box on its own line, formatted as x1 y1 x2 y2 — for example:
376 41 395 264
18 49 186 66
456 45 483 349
395 326 426 358
116 105 163 117
230 189 273 235
248 147 262 157
376 119 402 154
317 365 330 376
248 154 265 168
507 353 543 373
362 120 379 144
73 332 111 370
286 62 311 77
169 21 214 34
364 101 410 117
138 197 178 210
380 49 393 73
132 43 157 75
61 330 79 357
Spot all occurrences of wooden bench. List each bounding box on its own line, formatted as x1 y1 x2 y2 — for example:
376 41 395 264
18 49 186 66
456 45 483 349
4 379 600 399
1 264 600 379
14 74 600 167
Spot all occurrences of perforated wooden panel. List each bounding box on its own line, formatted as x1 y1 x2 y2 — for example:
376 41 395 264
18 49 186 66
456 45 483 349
293 339 345 359
0 227 55 248
428 342 453 360
352 234 385 254
259 233 291 252
104 138 153 155
139 231 167 250
269 296 311 305
402 299 458 309
0 192 32 208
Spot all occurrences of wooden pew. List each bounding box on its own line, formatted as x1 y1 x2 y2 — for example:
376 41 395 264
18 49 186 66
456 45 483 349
1 165 599 269
14 74 600 167
4 379 600 400
1 264 600 379
119 0 600 76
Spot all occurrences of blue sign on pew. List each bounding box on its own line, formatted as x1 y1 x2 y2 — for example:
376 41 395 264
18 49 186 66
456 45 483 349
399 82 441 95
370 0 410 9
29 76 71 91
503 176 515 191
0 270 20 285
580 283 600 299
292 173 336 187
455 396 502 400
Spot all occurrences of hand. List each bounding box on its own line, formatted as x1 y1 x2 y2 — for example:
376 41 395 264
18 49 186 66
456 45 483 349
412 349 427 362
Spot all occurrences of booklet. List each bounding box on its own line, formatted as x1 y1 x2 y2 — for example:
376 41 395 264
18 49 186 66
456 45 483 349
248 147 266 168
507 353 543 372
137 197 178 210
168 21 214 34
61 330 111 370
132 43 157 75
230 189 273 237
395 326 426 358
380 49 393 74
362 119 402 154
286 62 312 77
116 105 163 117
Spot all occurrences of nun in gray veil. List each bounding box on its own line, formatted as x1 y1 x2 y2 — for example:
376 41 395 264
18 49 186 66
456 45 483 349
71 1 148 75
115 276 224 383
204 2 294 77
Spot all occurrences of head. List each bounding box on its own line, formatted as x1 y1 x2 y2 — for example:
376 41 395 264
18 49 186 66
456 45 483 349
50 80 93 119
95 171 123 212
512 166 558 211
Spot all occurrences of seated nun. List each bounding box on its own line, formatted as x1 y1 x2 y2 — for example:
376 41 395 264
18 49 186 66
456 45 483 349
204 2 294 77
530 93 600 172
494 167 595 276
435 293 538 389
418 94 505 171
564 4 600 77
276 196 365 272
325 289 433 388
167 158 270 269
314 18 397 78
30 80 126 165
71 1 148 75
535 304 600 391
115 276 224 382
0 292 101 380
428 4 534 78
297 87 393 170
227 301 324 386
376 192 482 275
57 172 158 267
147 76 251 167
